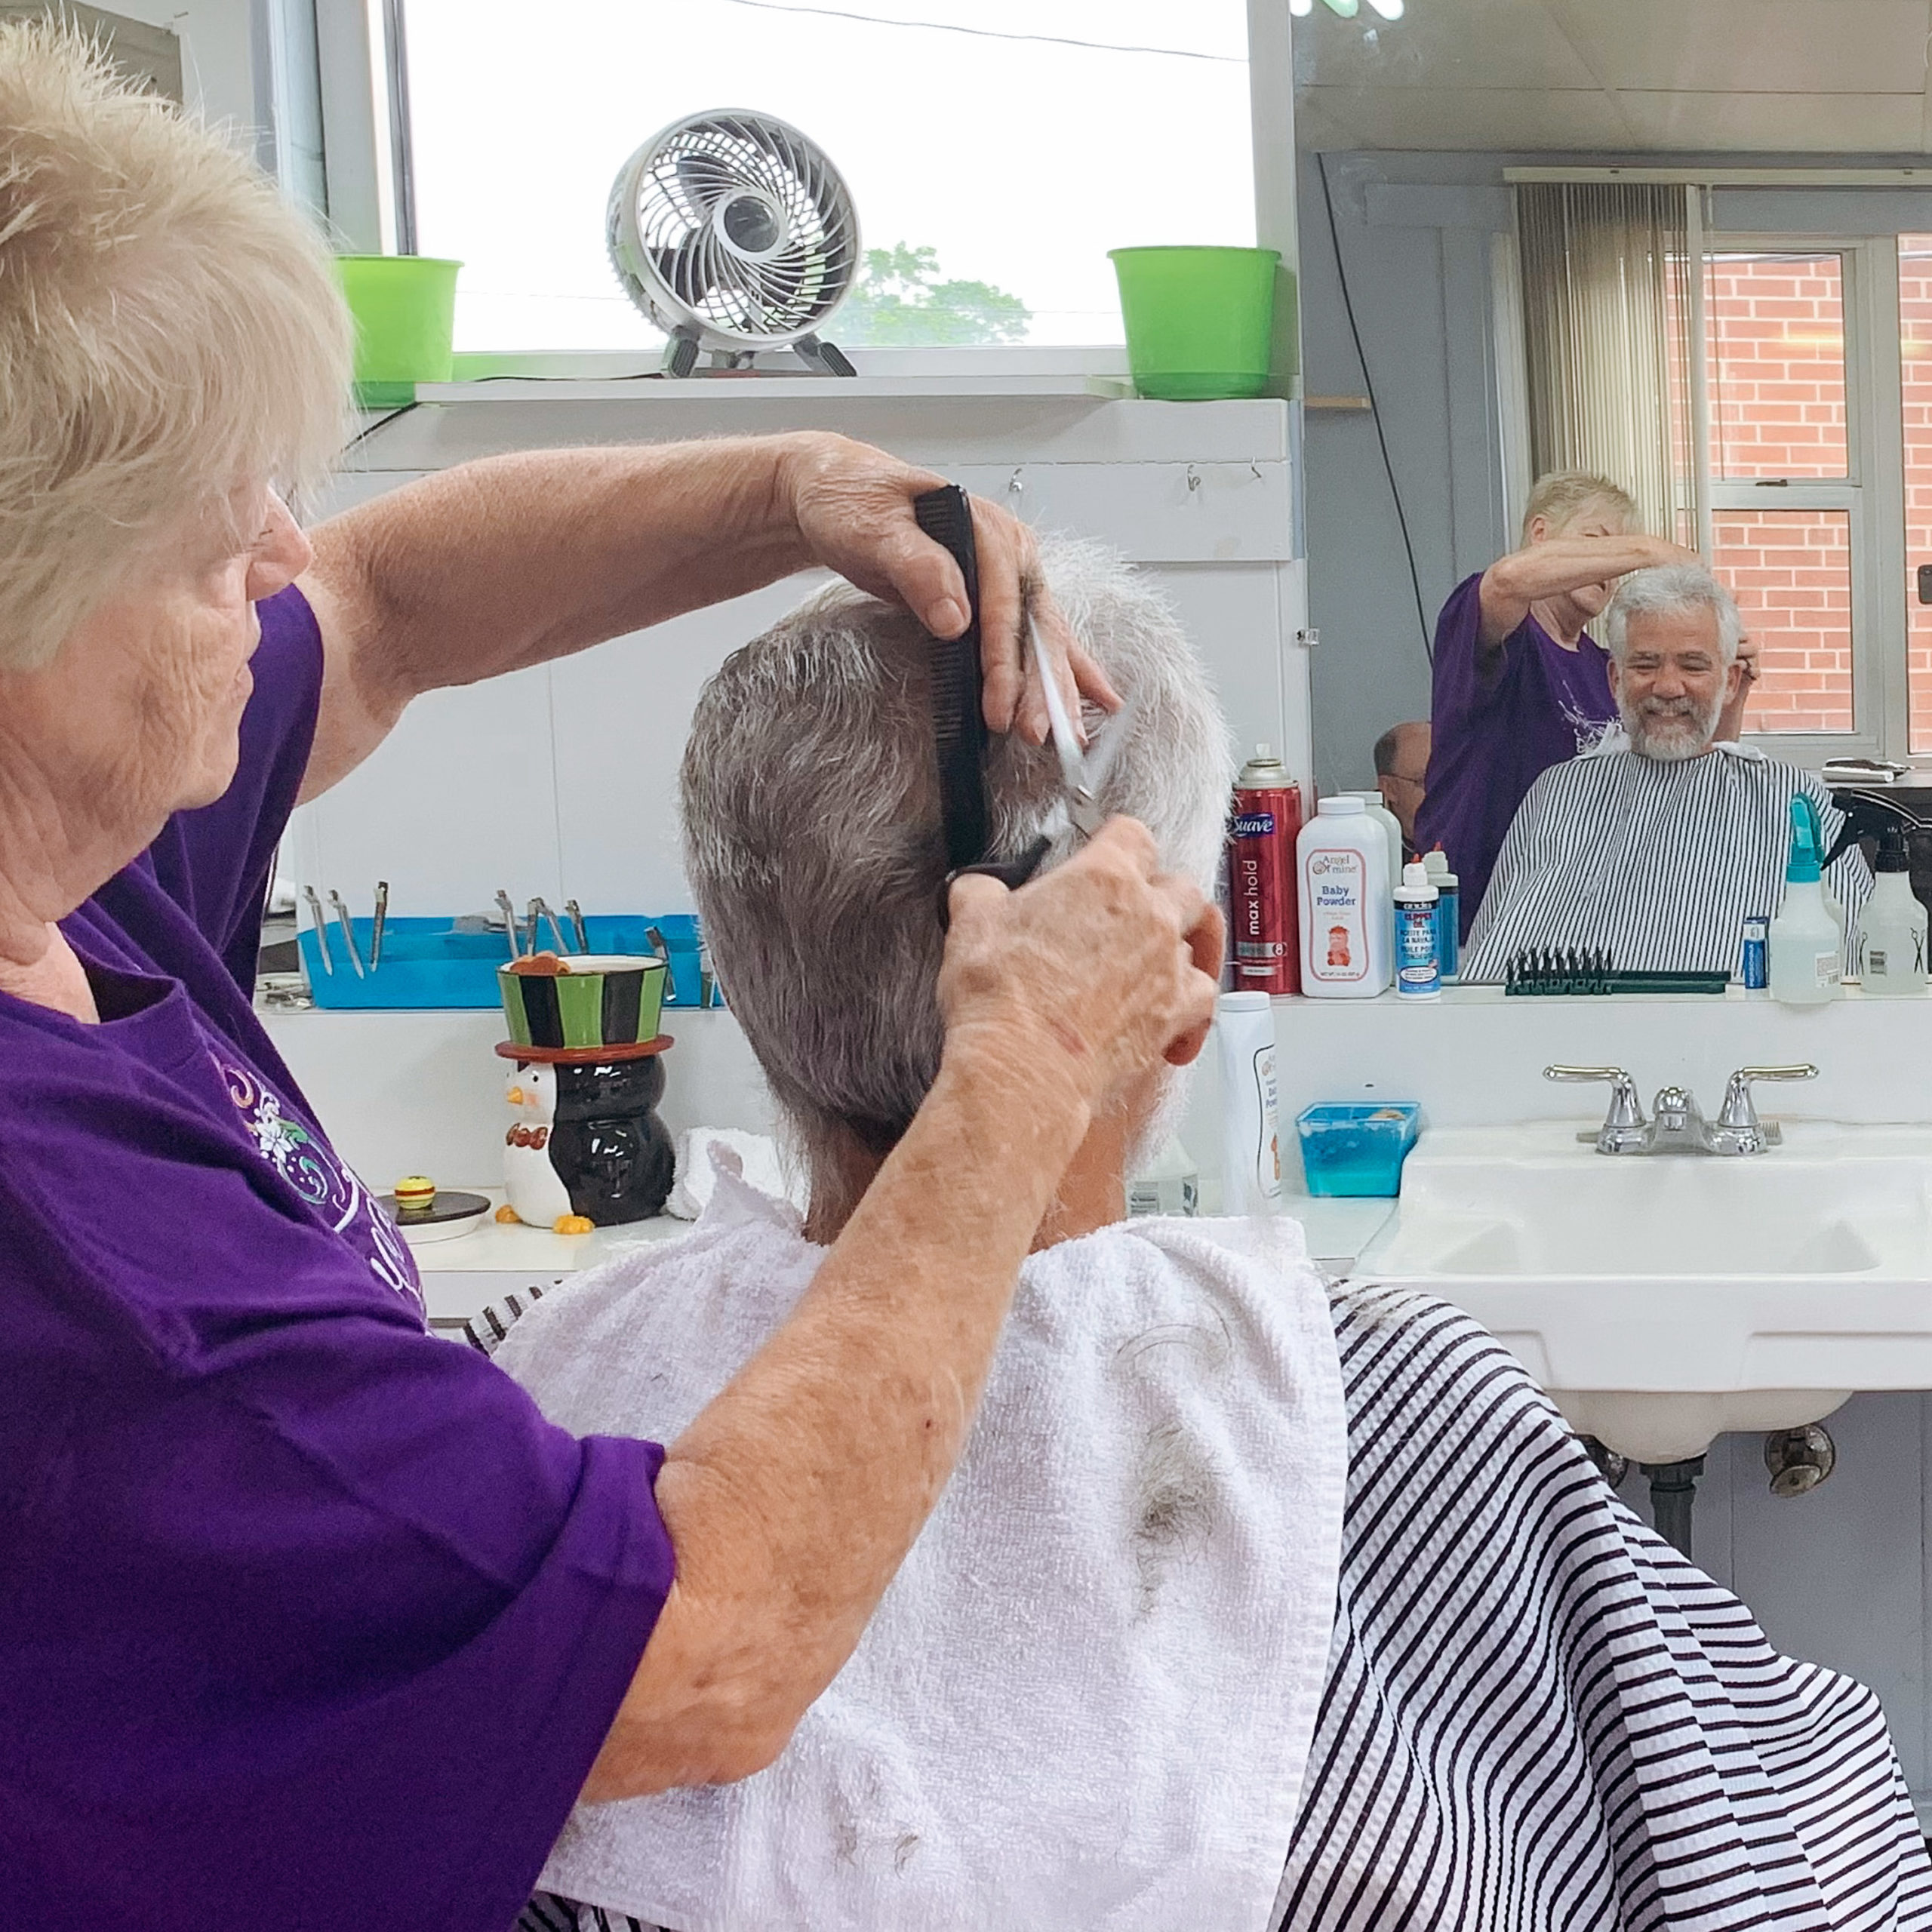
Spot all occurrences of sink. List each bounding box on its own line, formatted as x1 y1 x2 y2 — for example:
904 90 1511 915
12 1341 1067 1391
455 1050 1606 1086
1355 1121 1932 1461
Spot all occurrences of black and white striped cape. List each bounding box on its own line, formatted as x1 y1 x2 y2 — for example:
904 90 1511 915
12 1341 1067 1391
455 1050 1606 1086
1460 746 1872 986
482 1286 1932 1932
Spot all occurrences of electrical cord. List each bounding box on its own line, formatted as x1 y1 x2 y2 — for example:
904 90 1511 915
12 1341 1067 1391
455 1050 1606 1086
341 400 420 454
1316 152 1433 666
715 0 1244 60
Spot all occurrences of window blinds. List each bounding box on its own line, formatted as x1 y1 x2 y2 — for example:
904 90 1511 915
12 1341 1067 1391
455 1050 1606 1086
1515 181 1699 543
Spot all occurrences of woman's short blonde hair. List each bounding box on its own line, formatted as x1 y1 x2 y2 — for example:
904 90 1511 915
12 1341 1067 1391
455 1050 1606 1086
0 20 351 670
1519 469 1637 545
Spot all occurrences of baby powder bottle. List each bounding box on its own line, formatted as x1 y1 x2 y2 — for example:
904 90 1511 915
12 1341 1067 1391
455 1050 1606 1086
1215 991 1281 1215
1344 792 1407 891
1769 795 1841 1008
1393 863 1441 1001
1297 796 1392 998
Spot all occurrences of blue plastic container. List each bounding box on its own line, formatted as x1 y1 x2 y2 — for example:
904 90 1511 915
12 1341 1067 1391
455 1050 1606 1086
1296 1103 1423 1197
297 913 707 1011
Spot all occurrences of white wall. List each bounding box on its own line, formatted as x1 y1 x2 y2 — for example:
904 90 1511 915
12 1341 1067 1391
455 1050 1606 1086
290 387 1309 919
98 0 257 128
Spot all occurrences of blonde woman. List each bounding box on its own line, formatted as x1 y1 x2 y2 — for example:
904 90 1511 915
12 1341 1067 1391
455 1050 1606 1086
0 26 1217 1927
1416 470 1697 935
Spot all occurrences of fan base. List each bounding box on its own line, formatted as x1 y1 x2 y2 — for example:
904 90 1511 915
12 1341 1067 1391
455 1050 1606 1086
660 329 855 379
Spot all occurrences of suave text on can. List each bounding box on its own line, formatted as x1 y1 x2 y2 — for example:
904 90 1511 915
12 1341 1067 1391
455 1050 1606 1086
1227 743 1303 996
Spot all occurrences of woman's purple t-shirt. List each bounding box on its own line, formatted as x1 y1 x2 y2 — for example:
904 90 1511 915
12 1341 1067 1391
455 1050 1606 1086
1414 572 1619 937
0 588 674 1929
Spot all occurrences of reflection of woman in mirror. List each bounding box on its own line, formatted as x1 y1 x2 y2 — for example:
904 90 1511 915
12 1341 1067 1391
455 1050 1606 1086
1415 471 1697 938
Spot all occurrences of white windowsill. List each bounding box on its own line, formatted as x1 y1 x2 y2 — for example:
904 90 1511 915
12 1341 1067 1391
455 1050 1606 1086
418 373 1136 402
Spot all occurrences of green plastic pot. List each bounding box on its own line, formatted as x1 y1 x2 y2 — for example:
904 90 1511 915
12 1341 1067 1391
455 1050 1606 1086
1108 246 1281 401
334 254 461 408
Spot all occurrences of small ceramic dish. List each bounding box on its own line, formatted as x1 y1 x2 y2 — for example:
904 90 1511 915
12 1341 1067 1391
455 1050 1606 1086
377 1187 494 1244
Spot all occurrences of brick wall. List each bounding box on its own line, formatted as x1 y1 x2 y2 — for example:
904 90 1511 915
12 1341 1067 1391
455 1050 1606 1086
1703 254 1853 735
1900 238 1932 752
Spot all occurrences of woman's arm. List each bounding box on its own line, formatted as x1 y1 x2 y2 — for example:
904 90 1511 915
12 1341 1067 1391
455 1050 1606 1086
581 820 1222 1798
1477 534 1695 651
297 433 1113 801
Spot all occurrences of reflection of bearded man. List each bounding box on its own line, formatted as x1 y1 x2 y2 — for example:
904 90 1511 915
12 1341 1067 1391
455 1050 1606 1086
1604 565 1743 763
1458 563 1874 986
1618 673 1725 761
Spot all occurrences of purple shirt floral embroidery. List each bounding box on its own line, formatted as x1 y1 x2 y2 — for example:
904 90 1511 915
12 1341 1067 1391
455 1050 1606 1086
2 586 674 1930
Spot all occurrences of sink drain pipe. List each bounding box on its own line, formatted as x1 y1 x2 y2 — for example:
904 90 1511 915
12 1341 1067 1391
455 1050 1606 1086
1640 1457 1704 1558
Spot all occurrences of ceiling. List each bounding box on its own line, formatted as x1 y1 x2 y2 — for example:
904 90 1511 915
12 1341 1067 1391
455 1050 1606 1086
1294 0 1932 152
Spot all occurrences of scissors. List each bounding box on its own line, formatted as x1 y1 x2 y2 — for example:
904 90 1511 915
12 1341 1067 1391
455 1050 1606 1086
938 611 1137 924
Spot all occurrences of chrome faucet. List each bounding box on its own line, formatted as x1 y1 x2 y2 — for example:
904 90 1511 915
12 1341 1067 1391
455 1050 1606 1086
1544 1063 1817 1155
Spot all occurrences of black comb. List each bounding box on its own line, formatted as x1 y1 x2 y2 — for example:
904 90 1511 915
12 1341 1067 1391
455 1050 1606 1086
915 484 989 873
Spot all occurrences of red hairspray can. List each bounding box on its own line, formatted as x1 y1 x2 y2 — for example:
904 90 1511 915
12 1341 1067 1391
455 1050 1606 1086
1227 746 1303 996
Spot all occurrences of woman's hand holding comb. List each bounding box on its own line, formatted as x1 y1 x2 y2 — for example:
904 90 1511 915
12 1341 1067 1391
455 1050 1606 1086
779 432 1121 743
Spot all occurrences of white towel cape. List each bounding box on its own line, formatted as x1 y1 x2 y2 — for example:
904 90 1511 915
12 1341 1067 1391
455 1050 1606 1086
493 1172 1348 1932
664 1128 798 1220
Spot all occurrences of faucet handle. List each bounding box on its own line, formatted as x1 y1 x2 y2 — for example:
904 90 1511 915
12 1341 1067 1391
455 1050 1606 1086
1718 1063 1818 1131
1544 1064 1645 1131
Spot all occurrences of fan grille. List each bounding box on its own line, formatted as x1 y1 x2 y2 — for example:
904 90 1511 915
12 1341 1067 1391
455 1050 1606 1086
612 112 859 346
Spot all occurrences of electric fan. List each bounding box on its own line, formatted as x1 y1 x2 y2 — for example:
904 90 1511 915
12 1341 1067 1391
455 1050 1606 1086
607 109 861 377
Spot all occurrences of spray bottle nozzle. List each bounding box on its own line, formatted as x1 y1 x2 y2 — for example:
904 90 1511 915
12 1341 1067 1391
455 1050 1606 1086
1786 794 1824 884
1823 786 1922 870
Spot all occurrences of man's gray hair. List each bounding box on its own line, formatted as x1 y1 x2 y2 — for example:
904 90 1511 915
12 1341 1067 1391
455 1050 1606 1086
681 537 1230 1161
1601 564 1743 666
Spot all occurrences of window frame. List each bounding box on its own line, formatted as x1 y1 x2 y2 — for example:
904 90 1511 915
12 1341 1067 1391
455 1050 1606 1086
306 0 1284 374
1703 232 1905 765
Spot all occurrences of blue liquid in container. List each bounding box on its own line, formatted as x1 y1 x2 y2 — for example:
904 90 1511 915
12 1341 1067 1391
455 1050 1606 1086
1297 1103 1422 1197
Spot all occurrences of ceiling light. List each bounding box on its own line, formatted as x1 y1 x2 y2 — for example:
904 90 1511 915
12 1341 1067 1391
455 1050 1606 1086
1290 0 1312 12
1364 0 1404 14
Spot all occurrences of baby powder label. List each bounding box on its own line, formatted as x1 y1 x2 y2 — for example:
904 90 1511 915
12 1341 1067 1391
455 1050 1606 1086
1252 1042 1282 1200
1306 848 1368 982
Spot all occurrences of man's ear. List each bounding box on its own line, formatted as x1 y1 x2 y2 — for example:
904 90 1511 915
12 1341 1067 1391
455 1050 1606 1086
1723 657 1745 705
1606 657 1623 703
1525 514 1550 547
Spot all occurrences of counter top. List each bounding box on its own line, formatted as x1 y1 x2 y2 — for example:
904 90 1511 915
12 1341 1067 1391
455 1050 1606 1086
414 1188 1396 1328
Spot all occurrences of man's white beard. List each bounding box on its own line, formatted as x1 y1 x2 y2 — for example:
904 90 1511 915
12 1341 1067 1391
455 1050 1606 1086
1621 687 1724 762
1126 1065 1195 1179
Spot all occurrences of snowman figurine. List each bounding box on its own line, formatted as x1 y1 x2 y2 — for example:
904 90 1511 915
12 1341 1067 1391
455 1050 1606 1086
500 1062 594 1233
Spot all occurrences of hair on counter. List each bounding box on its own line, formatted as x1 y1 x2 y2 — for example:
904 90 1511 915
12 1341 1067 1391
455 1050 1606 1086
680 536 1231 1168
1601 563 1743 666
0 19 351 671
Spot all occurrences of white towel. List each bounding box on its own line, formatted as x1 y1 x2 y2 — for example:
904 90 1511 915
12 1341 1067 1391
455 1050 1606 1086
664 1128 798 1220
494 1174 1348 1932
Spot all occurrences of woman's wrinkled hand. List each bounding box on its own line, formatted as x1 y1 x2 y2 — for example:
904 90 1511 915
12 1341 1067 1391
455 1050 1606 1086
937 817 1223 1117
777 431 1121 743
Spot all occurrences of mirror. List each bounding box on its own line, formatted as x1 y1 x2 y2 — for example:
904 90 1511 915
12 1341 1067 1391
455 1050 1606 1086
1293 2 1932 980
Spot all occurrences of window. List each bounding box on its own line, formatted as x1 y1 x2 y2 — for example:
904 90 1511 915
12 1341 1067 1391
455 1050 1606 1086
395 0 1254 355
1702 248 1866 743
1899 235 1932 753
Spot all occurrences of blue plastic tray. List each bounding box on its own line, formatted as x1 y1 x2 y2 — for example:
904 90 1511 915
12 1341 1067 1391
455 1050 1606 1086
297 913 707 1011
1296 1102 1423 1198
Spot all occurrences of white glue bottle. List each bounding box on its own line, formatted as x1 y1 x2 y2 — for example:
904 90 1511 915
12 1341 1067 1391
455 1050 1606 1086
1215 990 1281 1215
1297 795 1392 998
1393 862 1441 1000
